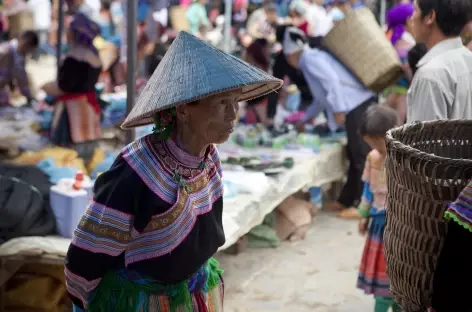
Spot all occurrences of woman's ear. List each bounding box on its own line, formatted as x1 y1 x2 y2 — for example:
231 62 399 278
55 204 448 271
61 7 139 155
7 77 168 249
175 104 188 124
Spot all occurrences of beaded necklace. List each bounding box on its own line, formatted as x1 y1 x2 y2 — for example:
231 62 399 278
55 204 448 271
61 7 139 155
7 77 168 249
153 109 208 191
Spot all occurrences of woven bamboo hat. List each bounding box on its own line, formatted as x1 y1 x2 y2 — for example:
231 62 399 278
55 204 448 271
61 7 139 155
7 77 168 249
122 31 283 129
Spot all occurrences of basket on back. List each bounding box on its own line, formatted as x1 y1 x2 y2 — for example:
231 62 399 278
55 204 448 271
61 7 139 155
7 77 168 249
323 8 403 92
384 120 472 312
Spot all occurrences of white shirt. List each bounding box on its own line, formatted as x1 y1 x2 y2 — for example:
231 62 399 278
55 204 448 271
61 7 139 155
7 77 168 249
85 0 101 17
306 4 333 37
407 38 472 122
28 0 51 30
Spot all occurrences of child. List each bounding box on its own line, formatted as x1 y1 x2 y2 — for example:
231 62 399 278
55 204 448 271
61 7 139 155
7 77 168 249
356 105 401 312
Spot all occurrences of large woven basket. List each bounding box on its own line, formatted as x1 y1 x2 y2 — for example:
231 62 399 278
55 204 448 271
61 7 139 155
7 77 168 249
7 11 34 40
323 8 403 92
384 120 472 312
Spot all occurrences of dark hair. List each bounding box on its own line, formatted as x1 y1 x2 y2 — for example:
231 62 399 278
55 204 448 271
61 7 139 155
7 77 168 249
145 43 169 78
101 0 112 10
20 31 39 49
246 38 270 70
359 105 399 137
417 0 472 37
408 43 428 77
275 25 289 43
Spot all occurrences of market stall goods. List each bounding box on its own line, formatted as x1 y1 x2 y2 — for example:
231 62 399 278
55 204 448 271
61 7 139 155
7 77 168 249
323 8 403 92
384 120 472 311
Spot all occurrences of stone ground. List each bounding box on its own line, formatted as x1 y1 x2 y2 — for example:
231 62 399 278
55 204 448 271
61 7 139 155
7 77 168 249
217 211 374 312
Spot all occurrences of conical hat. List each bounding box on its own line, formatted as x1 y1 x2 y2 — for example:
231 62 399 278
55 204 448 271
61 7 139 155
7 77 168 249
121 31 283 129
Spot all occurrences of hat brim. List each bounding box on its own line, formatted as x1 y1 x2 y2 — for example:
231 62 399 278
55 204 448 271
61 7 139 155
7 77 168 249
121 79 282 129
121 31 283 130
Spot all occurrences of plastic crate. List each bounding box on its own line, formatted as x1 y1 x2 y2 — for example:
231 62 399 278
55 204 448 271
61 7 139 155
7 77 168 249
50 186 90 238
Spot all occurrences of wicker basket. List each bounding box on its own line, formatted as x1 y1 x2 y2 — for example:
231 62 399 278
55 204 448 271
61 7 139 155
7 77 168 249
7 11 34 40
323 8 403 92
384 120 472 312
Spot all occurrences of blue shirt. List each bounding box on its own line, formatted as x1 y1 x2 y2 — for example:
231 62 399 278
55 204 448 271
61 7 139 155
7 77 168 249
299 48 375 131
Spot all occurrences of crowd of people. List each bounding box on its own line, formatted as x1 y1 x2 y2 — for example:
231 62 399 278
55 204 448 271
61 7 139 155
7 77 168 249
1 0 472 311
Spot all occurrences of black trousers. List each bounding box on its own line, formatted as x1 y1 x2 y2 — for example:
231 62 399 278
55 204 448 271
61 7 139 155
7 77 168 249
337 98 375 208
431 222 472 312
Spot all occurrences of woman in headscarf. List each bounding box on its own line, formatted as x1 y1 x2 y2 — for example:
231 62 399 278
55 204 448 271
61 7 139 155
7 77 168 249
42 13 102 162
65 31 282 312
384 2 415 124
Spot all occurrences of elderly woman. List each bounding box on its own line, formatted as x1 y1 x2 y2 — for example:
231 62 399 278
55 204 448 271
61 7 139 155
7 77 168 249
42 13 102 161
384 2 415 124
65 31 282 312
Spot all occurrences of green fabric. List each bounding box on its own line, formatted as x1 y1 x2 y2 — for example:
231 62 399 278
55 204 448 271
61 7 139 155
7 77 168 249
444 210 472 232
247 224 280 248
247 213 280 248
383 85 408 96
374 296 402 312
87 258 223 312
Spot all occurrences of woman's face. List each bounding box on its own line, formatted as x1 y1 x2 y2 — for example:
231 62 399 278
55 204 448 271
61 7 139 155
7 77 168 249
178 89 241 145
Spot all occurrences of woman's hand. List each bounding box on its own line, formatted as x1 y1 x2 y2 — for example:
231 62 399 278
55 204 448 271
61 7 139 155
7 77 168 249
358 217 369 236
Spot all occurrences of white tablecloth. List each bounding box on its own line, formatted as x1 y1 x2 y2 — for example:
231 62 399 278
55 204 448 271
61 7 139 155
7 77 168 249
220 144 345 250
0 145 345 257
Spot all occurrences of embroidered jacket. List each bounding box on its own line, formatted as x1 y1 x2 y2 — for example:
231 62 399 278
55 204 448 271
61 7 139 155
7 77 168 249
64 135 225 309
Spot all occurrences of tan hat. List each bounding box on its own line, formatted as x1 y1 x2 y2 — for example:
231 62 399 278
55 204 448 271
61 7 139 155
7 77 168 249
121 31 283 129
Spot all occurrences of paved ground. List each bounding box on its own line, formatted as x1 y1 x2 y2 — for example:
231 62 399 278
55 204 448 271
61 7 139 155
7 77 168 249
217 211 374 312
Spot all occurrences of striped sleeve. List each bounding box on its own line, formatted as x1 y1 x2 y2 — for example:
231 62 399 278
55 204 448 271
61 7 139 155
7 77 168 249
444 180 472 232
64 156 145 309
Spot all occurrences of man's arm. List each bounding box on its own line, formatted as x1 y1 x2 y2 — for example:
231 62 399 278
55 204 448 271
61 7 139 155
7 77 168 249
407 76 451 123
302 96 325 123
